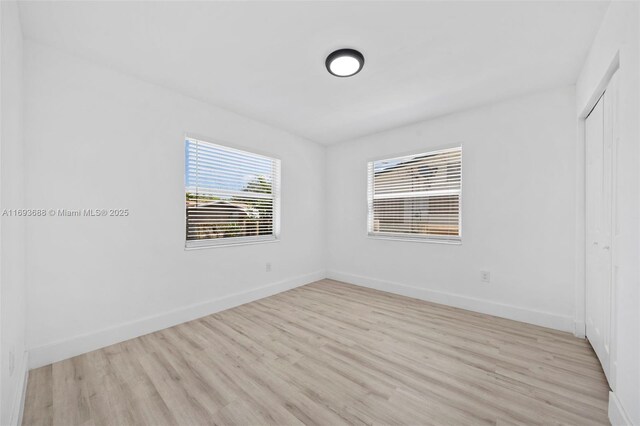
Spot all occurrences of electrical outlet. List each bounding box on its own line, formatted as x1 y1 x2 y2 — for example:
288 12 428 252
9 350 15 376
481 271 491 283
266 262 272 272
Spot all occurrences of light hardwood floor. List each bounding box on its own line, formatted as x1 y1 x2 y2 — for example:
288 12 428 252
22 279 610 426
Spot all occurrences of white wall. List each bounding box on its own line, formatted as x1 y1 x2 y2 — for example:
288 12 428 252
23 41 326 368
576 2 639 424
326 87 578 332
0 1 28 425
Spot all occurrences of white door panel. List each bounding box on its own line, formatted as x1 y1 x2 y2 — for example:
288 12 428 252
585 95 604 371
585 70 617 384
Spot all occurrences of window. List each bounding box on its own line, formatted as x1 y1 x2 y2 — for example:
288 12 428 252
185 137 280 248
367 147 462 243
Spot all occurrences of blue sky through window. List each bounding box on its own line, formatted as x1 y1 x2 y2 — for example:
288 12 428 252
185 139 273 194
374 158 405 173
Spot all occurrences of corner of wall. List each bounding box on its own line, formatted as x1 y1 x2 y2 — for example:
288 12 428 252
321 143 330 273
9 352 28 426
608 391 634 426
1 0 28 424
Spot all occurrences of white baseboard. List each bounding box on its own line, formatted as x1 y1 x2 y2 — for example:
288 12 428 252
9 351 29 426
609 391 634 426
327 270 574 332
28 270 325 369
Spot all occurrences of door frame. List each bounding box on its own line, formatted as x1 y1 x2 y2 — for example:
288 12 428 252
576 51 619 390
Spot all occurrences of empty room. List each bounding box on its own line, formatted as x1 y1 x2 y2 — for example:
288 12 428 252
1 0 639 425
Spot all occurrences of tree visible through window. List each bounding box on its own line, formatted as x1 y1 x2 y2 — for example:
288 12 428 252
185 138 280 247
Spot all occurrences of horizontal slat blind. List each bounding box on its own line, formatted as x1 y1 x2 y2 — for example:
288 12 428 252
185 138 280 247
368 147 462 240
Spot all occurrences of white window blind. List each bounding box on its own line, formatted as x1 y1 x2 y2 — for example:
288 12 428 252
367 147 462 242
185 137 280 248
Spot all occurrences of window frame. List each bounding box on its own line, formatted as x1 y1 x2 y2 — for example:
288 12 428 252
367 146 463 245
184 135 281 250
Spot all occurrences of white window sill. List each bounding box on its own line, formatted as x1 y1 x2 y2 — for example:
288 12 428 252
367 233 462 245
185 235 279 250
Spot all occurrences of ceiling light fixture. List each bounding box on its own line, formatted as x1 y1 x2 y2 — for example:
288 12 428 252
325 49 364 77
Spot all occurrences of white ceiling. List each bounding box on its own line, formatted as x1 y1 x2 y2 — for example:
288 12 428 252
18 1 609 145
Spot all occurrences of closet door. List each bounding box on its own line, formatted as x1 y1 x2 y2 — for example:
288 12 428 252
585 77 615 382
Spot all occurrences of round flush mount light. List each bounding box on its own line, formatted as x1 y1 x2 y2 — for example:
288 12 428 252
325 49 364 77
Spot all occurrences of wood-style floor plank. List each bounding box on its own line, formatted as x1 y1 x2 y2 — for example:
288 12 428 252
22 279 610 426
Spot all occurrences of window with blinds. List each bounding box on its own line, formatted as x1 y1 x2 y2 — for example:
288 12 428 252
367 147 462 242
185 137 280 248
